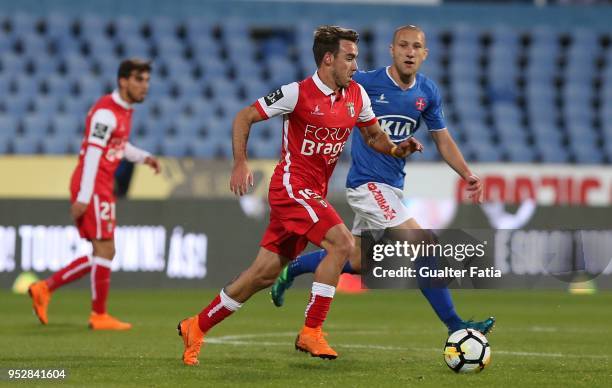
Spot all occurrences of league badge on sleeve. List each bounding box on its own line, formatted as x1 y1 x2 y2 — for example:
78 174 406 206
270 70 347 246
92 123 109 140
264 88 284 106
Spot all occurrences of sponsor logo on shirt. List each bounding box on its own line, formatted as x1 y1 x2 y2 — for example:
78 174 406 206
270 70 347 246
375 94 389 104
300 125 352 161
367 183 397 220
310 105 324 116
378 115 417 142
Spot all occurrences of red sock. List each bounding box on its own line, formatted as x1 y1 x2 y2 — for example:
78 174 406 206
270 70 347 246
197 289 242 333
305 282 335 328
46 255 91 292
91 257 112 314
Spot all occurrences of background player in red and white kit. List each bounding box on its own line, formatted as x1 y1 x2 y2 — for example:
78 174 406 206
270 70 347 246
28 59 161 331
177 26 423 366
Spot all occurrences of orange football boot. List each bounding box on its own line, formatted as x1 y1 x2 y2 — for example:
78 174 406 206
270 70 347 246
28 281 51 325
177 316 205 366
295 326 338 359
88 313 132 330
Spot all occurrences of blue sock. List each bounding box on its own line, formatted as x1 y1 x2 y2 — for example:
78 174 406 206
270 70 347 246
287 249 356 278
415 256 463 331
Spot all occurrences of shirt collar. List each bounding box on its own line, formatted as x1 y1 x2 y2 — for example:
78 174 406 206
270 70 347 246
112 90 133 110
385 66 416 90
312 71 345 98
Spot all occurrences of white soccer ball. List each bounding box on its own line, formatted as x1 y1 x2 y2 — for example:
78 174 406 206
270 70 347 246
443 329 491 373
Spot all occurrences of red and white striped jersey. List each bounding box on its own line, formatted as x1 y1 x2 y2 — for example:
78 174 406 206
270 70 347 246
70 91 134 200
253 71 377 197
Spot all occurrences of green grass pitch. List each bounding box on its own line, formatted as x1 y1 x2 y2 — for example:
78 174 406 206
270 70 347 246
1 289 611 387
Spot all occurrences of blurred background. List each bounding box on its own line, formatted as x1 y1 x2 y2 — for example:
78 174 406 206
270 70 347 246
0 0 611 289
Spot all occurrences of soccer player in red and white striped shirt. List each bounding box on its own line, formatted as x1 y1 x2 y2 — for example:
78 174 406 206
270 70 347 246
177 26 423 365
28 59 161 330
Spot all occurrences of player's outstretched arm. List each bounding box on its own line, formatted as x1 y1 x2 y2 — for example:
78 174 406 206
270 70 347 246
359 122 423 158
431 129 483 203
230 106 265 196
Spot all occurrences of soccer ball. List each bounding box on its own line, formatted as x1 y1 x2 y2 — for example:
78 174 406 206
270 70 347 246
443 329 491 373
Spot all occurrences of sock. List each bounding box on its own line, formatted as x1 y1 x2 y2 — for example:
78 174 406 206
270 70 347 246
91 257 112 314
415 256 462 330
288 250 356 278
197 289 242 333
46 255 92 292
304 282 335 328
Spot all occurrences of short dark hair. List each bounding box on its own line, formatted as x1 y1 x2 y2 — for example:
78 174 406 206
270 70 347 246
312 25 359 66
117 58 152 80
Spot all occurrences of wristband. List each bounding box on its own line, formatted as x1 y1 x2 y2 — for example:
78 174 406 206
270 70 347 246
390 145 401 158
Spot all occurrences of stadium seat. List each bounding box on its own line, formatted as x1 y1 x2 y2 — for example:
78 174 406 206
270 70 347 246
539 144 570 163
41 135 70 154
51 113 80 136
12 135 40 154
0 114 19 138
159 135 189 157
504 142 536 163
21 114 51 137
1 94 31 117
130 135 159 155
43 74 74 98
571 143 603 164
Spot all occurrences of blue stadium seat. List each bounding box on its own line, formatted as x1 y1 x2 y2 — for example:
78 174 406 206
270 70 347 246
197 56 230 80
173 78 204 100
118 37 151 59
448 59 479 83
162 58 193 80
0 75 11 96
152 96 184 118
0 30 14 53
206 78 239 101
69 137 83 153
1 94 31 117
76 76 106 99
154 36 184 58
43 74 74 98
20 34 49 57
60 96 91 118
111 15 141 42
87 38 117 60
159 135 189 157
183 17 213 41
539 143 569 163
0 133 9 154
44 13 73 40
147 78 172 99
76 14 108 41
1 53 26 76
9 13 37 37
248 137 280 159
51 113 80 136
147 16 177 43
504 142 536 163
31 95 60 118
0 114 19 137
190 137 223 159
21 114 51 137
242 78 271 102
173 114 205 137
41 135 70 154
13 74 40 98
571 143 603 164
473 146 503 162
12 135 40 154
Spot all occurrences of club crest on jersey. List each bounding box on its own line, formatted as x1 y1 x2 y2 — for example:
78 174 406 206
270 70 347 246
415 97 426 111
346 102 355 117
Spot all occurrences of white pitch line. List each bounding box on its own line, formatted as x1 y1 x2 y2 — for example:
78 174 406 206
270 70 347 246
205 332 611 360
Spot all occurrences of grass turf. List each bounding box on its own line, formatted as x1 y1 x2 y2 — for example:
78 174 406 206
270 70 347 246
1 289 611 387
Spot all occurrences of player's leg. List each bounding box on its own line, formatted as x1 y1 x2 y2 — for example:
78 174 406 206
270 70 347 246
390 218 495 334
87 238 131 330
178 247 291 366
295 222 354 360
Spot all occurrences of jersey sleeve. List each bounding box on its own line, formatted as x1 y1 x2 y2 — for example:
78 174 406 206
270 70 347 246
124 142 151 163
76 145 103 204
356 83 377 128
87 109 117 148
422 81 446 131
252 82 299 120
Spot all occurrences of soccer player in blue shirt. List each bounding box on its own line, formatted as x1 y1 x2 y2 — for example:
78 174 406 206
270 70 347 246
271 25 494 335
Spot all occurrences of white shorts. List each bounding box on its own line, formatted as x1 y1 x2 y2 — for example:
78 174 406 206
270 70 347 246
346 182 412 236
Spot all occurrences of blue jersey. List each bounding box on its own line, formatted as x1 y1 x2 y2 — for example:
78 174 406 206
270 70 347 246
346 67 446 190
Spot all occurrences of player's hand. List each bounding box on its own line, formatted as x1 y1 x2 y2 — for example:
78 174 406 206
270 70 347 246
71 201 88 221
465 174 484 204
230 160 254 196
144 156 161 174
395 137 424 157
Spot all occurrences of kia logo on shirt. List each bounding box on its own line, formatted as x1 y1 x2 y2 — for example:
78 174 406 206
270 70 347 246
377 115 417 141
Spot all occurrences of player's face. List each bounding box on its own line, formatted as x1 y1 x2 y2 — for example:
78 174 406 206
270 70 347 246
331 40 358 89
121 71 150 104
390 29 428 77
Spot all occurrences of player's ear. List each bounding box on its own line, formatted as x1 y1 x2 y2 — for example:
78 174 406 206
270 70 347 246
423 47 429 61
324 52 333 65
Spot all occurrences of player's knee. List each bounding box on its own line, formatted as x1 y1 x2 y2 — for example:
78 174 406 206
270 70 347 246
332 232 354 260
